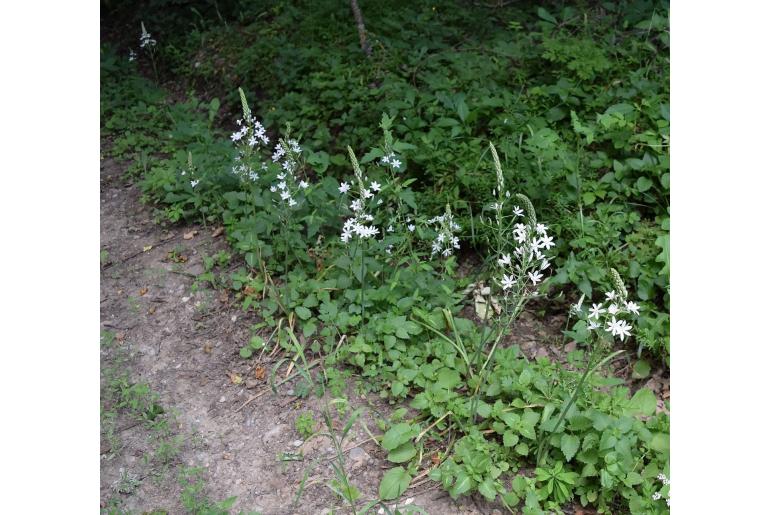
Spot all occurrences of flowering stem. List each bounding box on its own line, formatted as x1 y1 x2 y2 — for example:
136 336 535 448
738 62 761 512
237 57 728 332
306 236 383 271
359 241 366 328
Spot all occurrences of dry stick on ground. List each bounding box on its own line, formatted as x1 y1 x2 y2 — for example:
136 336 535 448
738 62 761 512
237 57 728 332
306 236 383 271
102 233 182 270
349 0 372 56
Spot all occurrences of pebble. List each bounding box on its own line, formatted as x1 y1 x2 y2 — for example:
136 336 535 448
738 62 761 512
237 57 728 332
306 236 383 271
219 396 226 403
292 440 303 447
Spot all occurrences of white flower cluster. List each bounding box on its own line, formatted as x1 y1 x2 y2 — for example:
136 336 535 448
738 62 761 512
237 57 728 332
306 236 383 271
497 214 553 293
139 22 157 49
268 139 308 208
339 177 382 243
379 152 402 170
339 147 384 244
128 49 137 62
179 153 199 189
428 211 461 257
231 114 270 148
575 289 640 342
231 159 265 182
652 474 670 507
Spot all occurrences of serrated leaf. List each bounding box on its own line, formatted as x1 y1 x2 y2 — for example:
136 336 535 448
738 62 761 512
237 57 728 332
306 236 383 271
379 467 411 500
295 306 312 320
561 434 580 462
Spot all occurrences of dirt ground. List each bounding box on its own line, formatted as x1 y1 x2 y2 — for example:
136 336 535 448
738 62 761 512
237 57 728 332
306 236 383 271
100 153 666 514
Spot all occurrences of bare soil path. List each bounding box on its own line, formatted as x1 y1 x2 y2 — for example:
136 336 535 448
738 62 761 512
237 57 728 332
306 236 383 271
100 152 599 514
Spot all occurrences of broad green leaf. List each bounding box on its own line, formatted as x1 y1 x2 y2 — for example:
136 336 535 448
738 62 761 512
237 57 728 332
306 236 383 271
626 388 657 417
387 442 416 463
381 423 414 451
635 176 653 192
503 431 519 447
632 360 651 379
537 7 558 24
449 471 473 498
436 368 461 390
478 478 497 501
379 466 411 500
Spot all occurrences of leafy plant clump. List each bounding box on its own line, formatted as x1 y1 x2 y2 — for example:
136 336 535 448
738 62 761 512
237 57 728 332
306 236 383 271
101 3 670 512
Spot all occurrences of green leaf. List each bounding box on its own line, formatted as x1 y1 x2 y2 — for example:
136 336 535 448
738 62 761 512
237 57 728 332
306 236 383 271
560 434 580 462
632 359 651 379
635 176 653 192
239 347 252 359
649 432 670 452
387 442 417 463
450 471 473 498
626 388 657 417
537 7 558 24
478 478 497 501
624 471 643 486
503 431 519 447
379 467 411 500
456 98 469 122
381 423 414 451
436 368 461 390
655 233 670 276
295 306 312 320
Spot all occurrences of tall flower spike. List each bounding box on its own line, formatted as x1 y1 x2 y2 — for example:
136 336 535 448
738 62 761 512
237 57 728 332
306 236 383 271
610 268 628 299
515 193 537 227
238 87 251 120
347 146 365 190
489 142 504 194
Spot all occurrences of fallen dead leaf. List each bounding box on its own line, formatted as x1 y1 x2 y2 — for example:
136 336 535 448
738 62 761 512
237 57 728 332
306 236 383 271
431 453 441 466
254 366 266 381
222 452 232 460
228 372 243 385
143 245 153 252
212 226 224 238
219 290 229 303
203 342 213 354
116 332 125 342
139 287 149 296
147 305 157 315
183 230 198 240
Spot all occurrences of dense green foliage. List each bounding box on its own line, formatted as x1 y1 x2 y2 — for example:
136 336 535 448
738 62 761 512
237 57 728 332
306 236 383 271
101 1 669 512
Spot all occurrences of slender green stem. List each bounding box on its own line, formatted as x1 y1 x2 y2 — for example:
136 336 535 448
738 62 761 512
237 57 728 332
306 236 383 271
359 241 366 328
535 345 624 465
